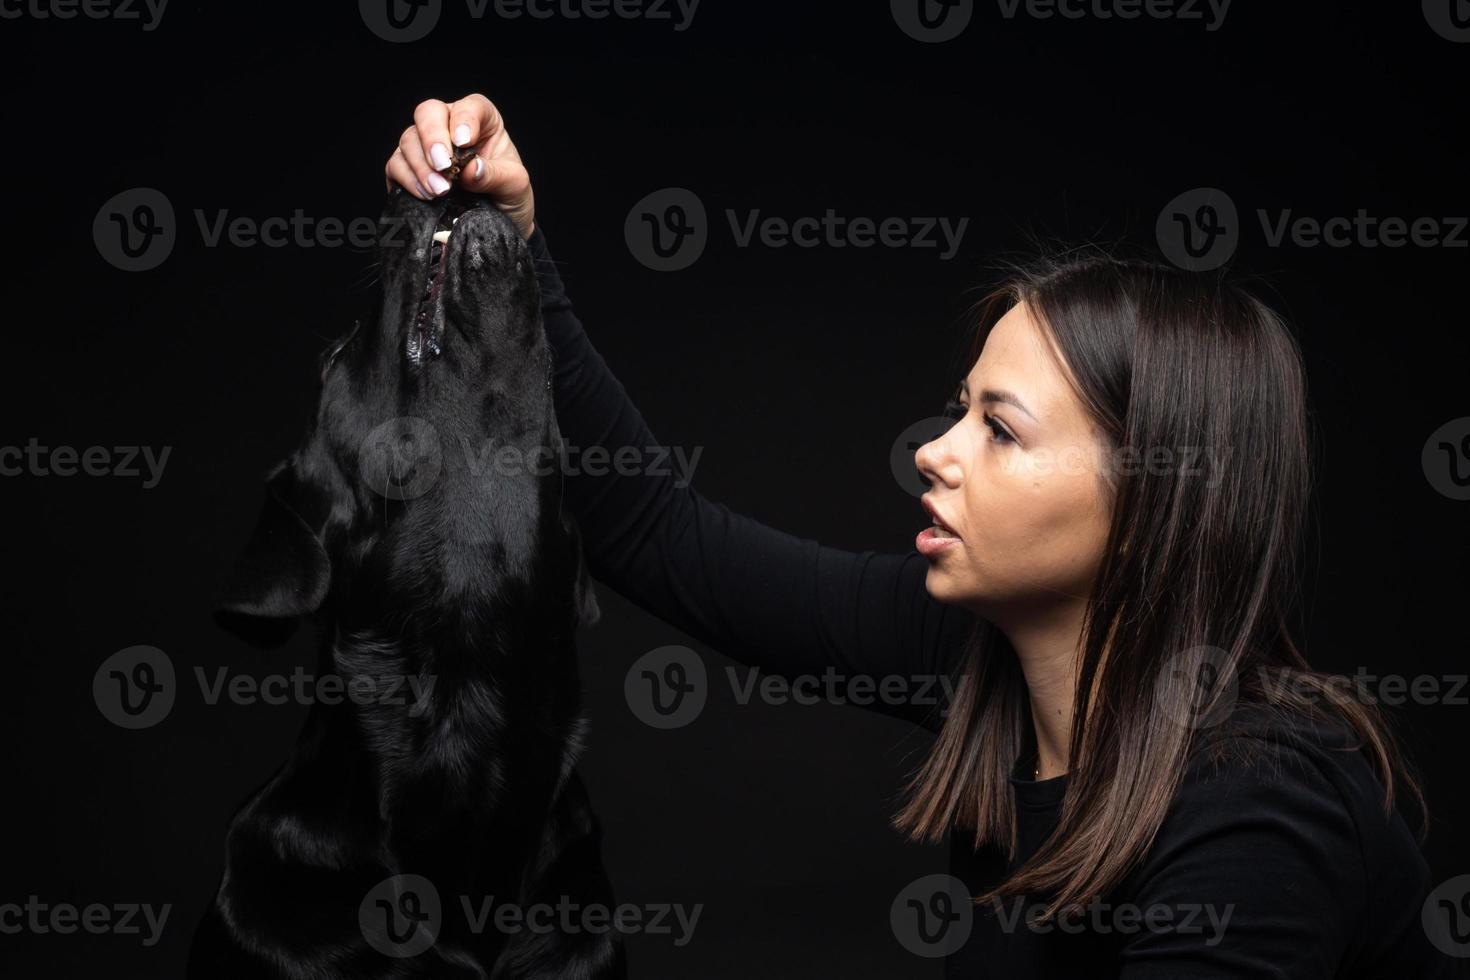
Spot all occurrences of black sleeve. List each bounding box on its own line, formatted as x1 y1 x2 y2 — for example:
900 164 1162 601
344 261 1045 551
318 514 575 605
527 225 975 728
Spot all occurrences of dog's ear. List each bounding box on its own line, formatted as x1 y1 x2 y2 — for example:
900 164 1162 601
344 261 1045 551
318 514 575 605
574 548 601 629
214 464 331 647
548 411 600 630
563 512 601 629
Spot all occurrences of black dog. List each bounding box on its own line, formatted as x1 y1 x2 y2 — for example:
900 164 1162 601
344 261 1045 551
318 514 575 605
188 185 624 979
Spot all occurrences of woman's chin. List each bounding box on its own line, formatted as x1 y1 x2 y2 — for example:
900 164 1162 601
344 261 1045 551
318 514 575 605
924 563 966 601
925 565 998 616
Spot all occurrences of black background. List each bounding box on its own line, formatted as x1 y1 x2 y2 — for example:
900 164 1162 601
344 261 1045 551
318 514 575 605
2 1 1467 976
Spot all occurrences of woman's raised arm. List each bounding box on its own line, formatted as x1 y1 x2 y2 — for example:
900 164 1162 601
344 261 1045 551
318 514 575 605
384 92 975 728
529 224 974 729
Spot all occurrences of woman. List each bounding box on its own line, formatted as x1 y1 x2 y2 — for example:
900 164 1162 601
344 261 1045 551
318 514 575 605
383 94 1460 978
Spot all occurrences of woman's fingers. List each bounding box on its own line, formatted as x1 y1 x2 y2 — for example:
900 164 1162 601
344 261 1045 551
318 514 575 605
447 93 505 151
412 98 458 189
382 92 537 237
397 125 450 197
407 95 511 197
457 153 535 237
447 95 515 152
457 151 528 202
384 146 433 200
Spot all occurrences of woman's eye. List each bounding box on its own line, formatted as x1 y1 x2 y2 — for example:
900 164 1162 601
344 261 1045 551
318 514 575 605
983 412 1015 444
942 398 969 420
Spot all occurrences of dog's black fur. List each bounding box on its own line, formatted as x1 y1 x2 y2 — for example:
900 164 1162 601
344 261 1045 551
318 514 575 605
188 186 623 979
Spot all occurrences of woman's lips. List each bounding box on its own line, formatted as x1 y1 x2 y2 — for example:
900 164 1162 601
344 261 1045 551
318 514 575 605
918 495 961 558
916 524 961 558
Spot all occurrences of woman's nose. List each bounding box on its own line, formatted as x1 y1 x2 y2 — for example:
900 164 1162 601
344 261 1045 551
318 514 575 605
915 435 957 490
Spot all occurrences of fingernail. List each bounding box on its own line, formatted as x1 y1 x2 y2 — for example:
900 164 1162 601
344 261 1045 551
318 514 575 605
454 124 472 147
474 158 484 181
427 172 451 195
414 179 431 199
430 143 452 171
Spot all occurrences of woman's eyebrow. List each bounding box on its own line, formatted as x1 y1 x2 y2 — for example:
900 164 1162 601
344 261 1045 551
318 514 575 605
960 379 1037 421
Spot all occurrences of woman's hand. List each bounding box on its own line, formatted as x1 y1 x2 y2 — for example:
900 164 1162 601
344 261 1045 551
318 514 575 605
384 93 536 238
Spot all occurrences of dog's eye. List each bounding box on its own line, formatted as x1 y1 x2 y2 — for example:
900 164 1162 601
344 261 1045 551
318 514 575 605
319 320 362 380
318 343 344 379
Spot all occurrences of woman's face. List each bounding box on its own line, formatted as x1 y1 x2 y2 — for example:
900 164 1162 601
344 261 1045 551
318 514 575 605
914 301 1114 617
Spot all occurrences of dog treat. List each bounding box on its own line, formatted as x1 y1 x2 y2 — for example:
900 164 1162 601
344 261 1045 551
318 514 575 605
441 144 479 181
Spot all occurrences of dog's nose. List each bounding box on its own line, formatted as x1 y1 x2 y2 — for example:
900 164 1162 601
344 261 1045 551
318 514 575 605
441 209 523 276
455 206 519 246
430 198 517 248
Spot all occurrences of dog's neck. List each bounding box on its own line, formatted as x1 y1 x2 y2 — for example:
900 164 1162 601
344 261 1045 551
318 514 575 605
299 587 576 875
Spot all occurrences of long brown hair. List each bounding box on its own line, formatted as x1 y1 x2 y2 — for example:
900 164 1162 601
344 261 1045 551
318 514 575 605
892 246 1425 918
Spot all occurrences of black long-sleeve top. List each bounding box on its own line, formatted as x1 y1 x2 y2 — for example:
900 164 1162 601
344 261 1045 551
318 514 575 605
526 225 1463 979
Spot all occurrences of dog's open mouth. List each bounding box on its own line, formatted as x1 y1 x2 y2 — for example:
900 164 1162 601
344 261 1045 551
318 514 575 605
407 193 478 365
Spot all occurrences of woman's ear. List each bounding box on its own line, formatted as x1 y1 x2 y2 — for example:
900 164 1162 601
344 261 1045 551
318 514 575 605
213 463 331 648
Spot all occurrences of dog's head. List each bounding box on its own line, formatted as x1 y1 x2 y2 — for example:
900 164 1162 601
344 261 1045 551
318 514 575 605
215 185 598 647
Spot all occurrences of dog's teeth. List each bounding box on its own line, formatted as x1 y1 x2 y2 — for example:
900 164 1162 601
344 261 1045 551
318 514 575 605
432 230 452 245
